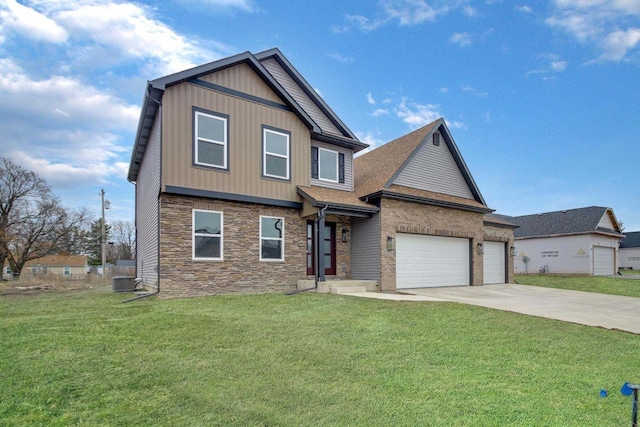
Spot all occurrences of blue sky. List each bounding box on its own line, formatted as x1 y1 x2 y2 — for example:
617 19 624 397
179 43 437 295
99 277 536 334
1 0 639 230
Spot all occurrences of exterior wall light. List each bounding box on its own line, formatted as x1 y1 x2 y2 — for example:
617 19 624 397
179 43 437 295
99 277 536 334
387 236 395 251
341 228 350 242
510 246 517 257
477 242 484 254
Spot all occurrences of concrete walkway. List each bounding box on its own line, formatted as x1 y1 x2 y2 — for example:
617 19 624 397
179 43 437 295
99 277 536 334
340 284 640 334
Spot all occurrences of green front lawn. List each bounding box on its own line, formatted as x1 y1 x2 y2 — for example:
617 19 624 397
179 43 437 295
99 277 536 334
515 274 640 298
1 289 638 426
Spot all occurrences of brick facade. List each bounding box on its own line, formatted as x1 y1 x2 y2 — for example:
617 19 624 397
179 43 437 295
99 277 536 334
159 194 306 297
158 194 352 298
378 198 486 291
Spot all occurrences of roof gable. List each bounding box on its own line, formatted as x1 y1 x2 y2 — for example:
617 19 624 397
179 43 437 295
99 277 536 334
128 48 366 182
255 48 359 142
508 206 623 239
354 119 488 209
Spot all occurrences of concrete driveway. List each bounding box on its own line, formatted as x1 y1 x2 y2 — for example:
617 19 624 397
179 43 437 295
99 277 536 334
402 284 640 334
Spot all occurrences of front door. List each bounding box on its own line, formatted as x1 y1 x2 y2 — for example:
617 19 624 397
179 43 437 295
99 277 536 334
306 221 336 276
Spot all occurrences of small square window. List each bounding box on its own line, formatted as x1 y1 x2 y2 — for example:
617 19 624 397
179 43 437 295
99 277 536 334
194 110 228 169
263 127 290 180
260 216 284 261
193 209 223 260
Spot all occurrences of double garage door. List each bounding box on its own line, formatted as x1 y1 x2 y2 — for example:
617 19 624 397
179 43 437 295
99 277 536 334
396 234 506 289
396 234 470 289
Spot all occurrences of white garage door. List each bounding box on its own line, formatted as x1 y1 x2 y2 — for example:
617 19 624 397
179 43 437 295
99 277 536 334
593 246 614 276
483 241 505 284
396 234 470 289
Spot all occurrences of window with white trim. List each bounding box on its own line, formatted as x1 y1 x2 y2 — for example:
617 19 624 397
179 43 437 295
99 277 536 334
260 216 284 261
193 209 223 260
318 147 339 182
63 266 71 276
194 110 228 169
263 127 290 180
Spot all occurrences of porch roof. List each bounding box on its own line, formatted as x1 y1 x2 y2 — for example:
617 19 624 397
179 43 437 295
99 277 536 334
297 186 379 217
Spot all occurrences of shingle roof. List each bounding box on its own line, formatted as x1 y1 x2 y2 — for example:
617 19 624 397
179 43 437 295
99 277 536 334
297 186 379 213
620 231 640 248
354 121 438 199
353 119 490 212
503 207 623 239
22 255 88 267
483 213 518 228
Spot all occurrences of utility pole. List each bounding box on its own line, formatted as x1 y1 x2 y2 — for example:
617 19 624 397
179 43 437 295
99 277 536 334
101 189 110 281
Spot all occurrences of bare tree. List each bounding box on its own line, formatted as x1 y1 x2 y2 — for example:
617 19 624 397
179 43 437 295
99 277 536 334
0 157 90 276
0 157 49 271
110 220 135 260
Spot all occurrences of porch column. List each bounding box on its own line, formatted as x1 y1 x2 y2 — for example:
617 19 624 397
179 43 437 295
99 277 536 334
317 215 325 282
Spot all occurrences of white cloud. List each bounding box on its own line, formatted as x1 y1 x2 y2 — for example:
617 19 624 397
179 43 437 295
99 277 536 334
367 92 376 104
372 108 389 117
195 0 258 12
546 0 640 62
527 53 569 77
354 131 386 156
461 85 488 97
0 59 138 130
439 87 449 93
450 32 472 47
0 0 68 43
396 98 442 129
515 5 534 14
330 53 354 63
342 0 474 31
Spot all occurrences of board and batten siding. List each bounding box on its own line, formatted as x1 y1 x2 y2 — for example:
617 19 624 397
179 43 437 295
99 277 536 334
199 63 283 104
136 112 161 286
393 131 475 199
260 58 343 136
310 140 354 191
350 214 380 281
161 80 311 202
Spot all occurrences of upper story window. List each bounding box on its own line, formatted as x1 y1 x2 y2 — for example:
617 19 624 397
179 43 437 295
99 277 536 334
193 209 223 260
260 216 284 261
312 146 345 183
262 126 290 180
194 108 228 170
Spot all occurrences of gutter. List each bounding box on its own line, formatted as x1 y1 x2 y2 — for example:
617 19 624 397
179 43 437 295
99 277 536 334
124 94 163 304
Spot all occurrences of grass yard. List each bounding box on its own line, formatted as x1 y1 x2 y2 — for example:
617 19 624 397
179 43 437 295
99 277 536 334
515 274 640 298
2 289 639 426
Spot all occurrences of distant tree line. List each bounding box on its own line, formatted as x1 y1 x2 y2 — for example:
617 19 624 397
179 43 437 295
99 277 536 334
0 157 134 277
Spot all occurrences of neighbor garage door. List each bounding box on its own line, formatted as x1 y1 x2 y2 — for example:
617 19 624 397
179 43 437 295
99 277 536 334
396 233 470 289
483 241 505 284
593 246 614 276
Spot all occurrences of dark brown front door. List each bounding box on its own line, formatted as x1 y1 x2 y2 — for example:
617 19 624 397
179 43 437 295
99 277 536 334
306 221 336 276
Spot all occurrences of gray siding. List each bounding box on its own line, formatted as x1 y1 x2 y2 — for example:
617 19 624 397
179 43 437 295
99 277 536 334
393 131 475 199
351 214 380 281
135 112 161 286
310 140 353 191
260 58 343 136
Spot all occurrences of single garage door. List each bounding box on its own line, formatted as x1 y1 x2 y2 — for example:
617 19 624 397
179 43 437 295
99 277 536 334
396 233 470 289
593 246 614 276
483 241 505 284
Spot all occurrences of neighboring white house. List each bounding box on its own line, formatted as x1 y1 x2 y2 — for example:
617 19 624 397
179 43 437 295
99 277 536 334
619 231 640 270
495 207 624 276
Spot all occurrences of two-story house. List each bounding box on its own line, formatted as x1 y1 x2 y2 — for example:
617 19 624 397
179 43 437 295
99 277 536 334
128 48 515 298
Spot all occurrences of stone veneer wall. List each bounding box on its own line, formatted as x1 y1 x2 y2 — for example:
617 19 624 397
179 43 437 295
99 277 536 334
483 224 516 283
379 198 485 291
159 194 307 298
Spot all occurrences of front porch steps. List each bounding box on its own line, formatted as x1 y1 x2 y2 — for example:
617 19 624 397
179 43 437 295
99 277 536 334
296 279 378 294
